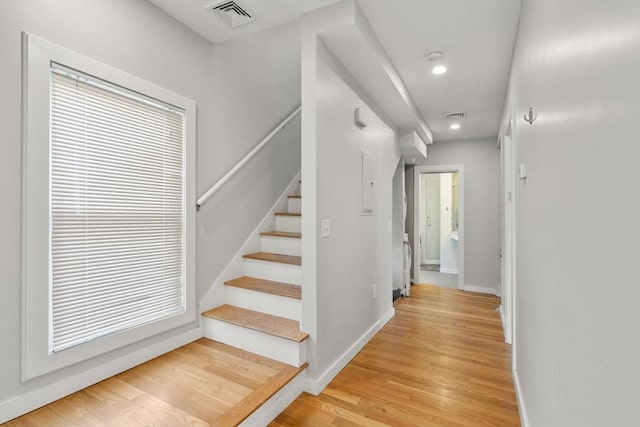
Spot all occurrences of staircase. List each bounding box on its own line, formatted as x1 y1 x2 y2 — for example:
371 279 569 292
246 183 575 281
201 192 307 424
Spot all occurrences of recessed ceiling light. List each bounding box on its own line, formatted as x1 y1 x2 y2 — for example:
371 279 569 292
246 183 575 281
432 64 447 75
450 123 461 130
426 50 447 75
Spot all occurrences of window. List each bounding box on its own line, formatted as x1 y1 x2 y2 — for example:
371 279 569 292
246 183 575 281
22 33 196 380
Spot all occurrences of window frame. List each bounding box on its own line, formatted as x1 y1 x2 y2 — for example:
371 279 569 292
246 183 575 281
21 32 197 381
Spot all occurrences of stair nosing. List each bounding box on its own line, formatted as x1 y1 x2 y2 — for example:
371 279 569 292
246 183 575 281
225 276 301 300
288 195 301 199
259 231 302 239
274 212 301 217
203 305 309 343
213 362 308 426
242 252 301 266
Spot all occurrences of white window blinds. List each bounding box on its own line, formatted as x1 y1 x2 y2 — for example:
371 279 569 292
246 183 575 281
50 64 186 353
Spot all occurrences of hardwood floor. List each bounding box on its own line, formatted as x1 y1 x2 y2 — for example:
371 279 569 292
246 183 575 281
271 284 520 426
5 285 519 426
5 339 305 427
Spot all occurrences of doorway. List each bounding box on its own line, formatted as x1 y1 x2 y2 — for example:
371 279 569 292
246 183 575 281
413 165 464 290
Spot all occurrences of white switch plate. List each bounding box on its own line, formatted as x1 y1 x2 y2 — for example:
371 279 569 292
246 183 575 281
519 163 527 179
387 221 392 232
321 219 330 238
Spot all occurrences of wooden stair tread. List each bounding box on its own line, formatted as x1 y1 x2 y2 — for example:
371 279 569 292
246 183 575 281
260 231 301 239
225 276 301 299
243 252 301 266
288 195 301 199
203 305 309 342
214 361 308 427
275 212 301 217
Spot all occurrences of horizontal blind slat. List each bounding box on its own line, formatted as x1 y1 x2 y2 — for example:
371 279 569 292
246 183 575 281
49 64 186 353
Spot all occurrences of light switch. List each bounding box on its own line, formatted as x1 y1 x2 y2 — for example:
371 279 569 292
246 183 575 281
519 163 527 179
321 219 330 238
387 221 392 232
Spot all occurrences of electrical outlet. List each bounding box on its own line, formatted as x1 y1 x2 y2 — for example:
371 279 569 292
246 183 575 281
373 283 377 299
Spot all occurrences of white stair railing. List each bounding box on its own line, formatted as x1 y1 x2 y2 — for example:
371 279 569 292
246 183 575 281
196 105 301 209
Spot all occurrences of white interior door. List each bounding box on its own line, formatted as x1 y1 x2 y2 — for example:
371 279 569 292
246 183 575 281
501 133 514 344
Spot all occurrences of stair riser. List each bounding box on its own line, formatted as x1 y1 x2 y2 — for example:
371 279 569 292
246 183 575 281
203 317 307 367
239 367 306 427
260 236 301 257
275 216 301 233
243 259 302 285
287 198 301 214
226 286 301 321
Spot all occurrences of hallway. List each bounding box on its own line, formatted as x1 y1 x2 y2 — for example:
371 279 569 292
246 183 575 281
272 284 520 426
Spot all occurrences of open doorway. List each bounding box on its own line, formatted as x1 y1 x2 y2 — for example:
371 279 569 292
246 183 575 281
413 165 464 290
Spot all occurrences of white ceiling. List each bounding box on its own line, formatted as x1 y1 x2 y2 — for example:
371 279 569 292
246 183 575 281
149 0 342 44
357 0 521 142
149 0 521 142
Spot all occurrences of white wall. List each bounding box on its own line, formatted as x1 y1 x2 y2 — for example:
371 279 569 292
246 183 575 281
501 1 640 425
302 38 399 387
0 0 300 416
196 20 302 300
409 138 500 290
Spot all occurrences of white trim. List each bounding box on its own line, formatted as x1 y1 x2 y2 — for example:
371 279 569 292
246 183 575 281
304 307 395 395
0 326 202 424
513 369 530 427
413 165 465 291
499 304 506 334
440 267 459 275
197 106 301 209
424 259 440 265
199 172 301 312
239 367 306 426
463 285 497 295
21 32 197 380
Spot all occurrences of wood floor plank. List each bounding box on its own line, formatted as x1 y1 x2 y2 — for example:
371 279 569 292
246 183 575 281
272 284 520 426
243 252 302 266
202 304 309 342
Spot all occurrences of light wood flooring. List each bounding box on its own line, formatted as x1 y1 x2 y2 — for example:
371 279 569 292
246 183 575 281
5 284 519 426
5 339 305 427
271 284 520 426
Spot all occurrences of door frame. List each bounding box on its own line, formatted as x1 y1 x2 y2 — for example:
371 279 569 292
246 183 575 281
413 164 464 290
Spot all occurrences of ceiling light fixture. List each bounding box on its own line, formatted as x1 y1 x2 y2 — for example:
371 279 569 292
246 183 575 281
450 123 461 130
426 50 447 75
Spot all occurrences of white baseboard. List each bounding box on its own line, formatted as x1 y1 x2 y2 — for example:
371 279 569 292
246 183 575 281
304 307 395 395
199 171 301 312
499 304 506 334
463 284 497 295
0 327 202 424
440 267 459 274
513 369 530 427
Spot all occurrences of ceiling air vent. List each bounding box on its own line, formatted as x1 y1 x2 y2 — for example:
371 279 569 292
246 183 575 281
442 111 467 120
208 1 254 28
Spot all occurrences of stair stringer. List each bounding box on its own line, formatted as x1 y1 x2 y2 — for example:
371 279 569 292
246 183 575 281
199 171 301 313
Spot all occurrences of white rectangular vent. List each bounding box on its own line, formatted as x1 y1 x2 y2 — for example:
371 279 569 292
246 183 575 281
442 111 467 120
209 1 254 28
